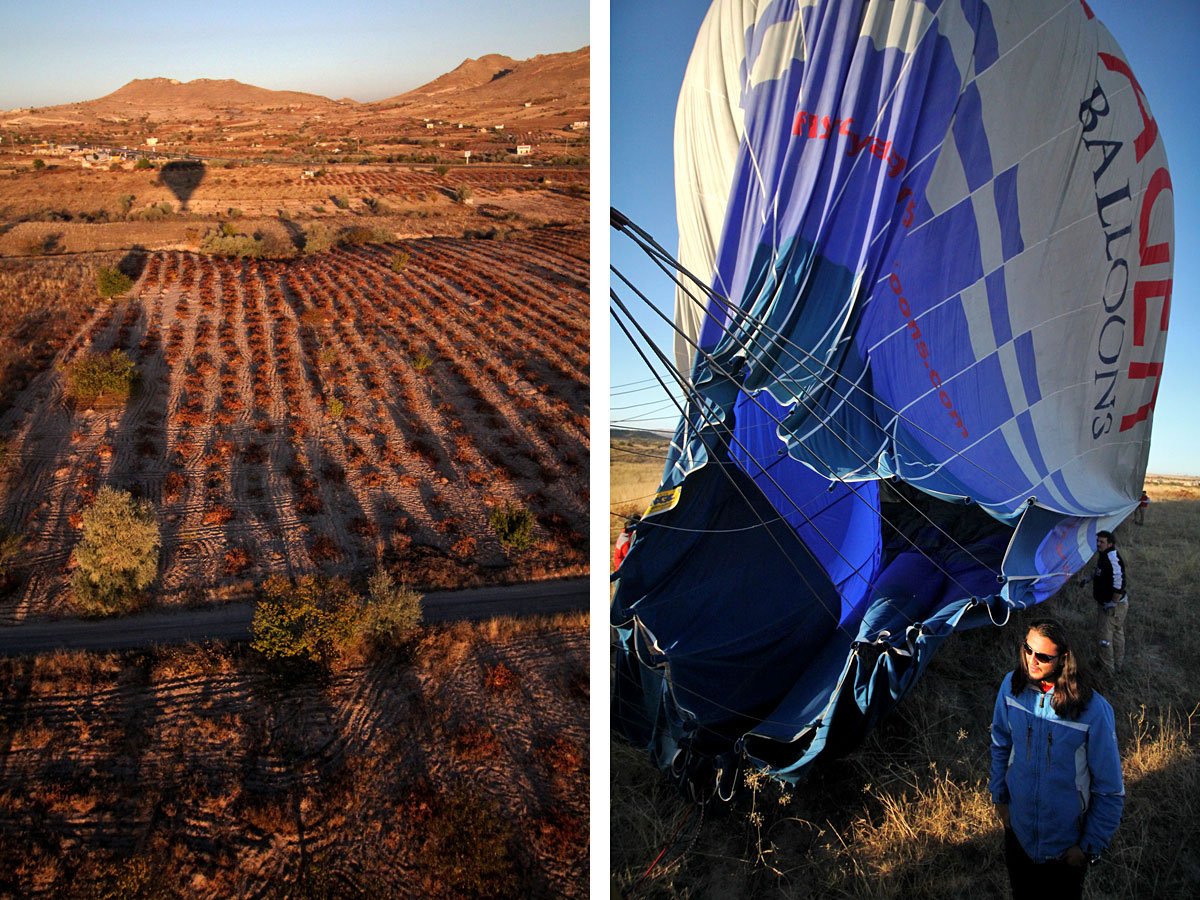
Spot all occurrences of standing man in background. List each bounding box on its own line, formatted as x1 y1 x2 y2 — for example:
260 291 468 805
1080 530 1128 676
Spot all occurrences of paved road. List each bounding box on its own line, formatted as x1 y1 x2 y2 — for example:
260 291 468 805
0 577 588 656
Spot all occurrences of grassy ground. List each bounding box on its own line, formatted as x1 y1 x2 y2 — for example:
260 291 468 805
610 451 1200 899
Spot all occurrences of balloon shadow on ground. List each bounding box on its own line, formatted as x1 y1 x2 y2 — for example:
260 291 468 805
159 161 206 211
118 245 148 282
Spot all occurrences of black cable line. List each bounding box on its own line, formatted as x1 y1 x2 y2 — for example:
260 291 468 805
613 292 876 601
614 208 1026 501
613 264 990 598
613 216 1005 580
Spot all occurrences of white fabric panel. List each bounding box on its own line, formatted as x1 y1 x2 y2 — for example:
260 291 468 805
974 1 1082 173
860 0 937 55
673 0 752 377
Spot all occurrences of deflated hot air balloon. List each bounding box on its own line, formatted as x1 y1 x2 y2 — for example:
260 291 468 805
612 0 1172 792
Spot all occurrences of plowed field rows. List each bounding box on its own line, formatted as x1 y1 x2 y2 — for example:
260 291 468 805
312 167 588 195
0 227 588 622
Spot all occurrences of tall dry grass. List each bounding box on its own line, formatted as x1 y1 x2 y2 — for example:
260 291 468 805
610 437 670 564
611 454 1200 899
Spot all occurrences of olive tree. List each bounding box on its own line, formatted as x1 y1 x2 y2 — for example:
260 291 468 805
72 487 160 615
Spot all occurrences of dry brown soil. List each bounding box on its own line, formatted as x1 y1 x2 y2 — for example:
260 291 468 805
0 616 588 897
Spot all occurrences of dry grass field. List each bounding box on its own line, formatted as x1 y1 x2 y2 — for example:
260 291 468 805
611 443 1199 899
0 613 588 897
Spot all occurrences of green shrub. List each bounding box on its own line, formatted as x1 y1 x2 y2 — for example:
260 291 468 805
303 222 338 255
198 228 265 258
117 194 135 216
411 352 433 372
303 223 392 255
331 194 350 210
454 185 473 204
489 503 535 551
65 349 138 403
327 396 345 419
250 575 357 663
357 567 423 648
434 164 449 177
32 158 45 170
71 487 160 616
95 266 134 298
390 250 410 272
134 158 153 170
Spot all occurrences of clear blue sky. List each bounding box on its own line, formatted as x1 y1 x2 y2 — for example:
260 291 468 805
0 0 588 107
611 0 1200 477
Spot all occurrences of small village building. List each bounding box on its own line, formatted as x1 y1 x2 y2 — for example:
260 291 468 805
569 120 589 131
514 145 532 156
145 137 158 147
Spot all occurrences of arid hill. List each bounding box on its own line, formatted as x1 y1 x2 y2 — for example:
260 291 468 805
88 77 343 116
374 47 590 123
1 47 589 132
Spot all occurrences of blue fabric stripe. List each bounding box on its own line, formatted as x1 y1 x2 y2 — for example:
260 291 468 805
1050 470 1087 513
1014 330 1041 406
985 269 1012 346
1016 411 1047 477
952 83 993 191
961 0 1000 72
992 165 1025 261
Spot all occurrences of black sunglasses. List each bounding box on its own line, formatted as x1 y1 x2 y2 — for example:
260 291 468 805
1023 641 1059 665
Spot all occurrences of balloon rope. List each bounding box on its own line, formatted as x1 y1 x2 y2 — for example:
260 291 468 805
613 266 997 597
615 208 1026 499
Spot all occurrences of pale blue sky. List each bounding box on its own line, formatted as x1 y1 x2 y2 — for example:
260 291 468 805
611 0 1200 476
0 0 589 107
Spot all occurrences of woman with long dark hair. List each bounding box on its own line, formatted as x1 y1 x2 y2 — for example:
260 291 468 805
988 619 1124 898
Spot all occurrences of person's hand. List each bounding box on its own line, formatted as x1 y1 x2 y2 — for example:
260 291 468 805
1062 845 1087 867
995 803 1010 829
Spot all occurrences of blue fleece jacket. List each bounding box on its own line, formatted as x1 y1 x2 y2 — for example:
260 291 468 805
989 671 1124 861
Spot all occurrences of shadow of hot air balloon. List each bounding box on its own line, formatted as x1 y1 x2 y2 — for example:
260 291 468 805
159 160 206 211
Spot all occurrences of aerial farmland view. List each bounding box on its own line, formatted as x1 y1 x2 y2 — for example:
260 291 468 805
0 5 588 895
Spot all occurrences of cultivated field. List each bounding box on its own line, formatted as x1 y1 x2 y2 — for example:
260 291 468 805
611 445 1199 899
0 613 588 897
0 227 587 622
0 53 591 897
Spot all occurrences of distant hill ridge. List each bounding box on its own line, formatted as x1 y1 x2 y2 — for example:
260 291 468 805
377 47 589 119
94 77 337 110
28 45 587 115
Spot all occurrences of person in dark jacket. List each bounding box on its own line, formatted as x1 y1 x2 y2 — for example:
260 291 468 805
1082 530 1128 675
990 618 1124 899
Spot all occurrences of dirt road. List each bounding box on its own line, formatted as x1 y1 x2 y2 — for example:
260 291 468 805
0 577 587 656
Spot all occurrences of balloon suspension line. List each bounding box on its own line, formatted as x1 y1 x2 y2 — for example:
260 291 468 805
612 266 993 602
611 300 856 638
615 208 1025 501
613 209 1004 585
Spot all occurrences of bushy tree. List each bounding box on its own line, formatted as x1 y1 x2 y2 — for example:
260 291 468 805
31 158 45 170
65 349 137 403
95 266 134 298
71 487 160 616
358 567 423 648
251 575 357 663
489 503 535 551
